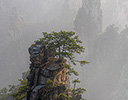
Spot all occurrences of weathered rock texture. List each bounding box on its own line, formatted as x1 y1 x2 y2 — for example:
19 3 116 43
27 43 68 100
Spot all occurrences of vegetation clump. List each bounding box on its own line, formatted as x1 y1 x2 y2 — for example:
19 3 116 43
0 31 88 100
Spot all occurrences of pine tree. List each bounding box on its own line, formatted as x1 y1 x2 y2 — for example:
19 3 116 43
8 30 88 100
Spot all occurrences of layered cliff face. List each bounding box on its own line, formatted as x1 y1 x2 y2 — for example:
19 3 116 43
27 43 68 100
74 0 102 55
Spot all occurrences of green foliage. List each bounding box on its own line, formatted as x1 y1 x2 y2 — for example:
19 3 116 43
72 79 81 84
56 93 71 100
0 31 88 100
35 30 89 76
69 87 86 100
46 79 55 88
10 78 28 100
66 68 79 76
0 88 9 100
35 30 88 65
0 78 28 100
35 31 88 100
7 71 29 100
67 79 86 100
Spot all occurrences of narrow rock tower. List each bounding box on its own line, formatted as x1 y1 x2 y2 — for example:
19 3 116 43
27 42 68 100
74 0 102 54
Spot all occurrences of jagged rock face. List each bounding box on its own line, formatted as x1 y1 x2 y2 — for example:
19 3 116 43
27 43 67 100
74 0 102 54
28 44 44 65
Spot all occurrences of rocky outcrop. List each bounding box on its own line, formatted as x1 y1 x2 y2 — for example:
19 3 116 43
27 42 68 100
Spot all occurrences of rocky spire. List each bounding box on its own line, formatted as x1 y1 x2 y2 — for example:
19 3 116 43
74 0 102 54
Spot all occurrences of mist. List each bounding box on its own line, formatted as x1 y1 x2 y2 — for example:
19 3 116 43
0 0 128 100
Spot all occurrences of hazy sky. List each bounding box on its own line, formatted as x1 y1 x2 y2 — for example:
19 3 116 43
0 0 128 100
